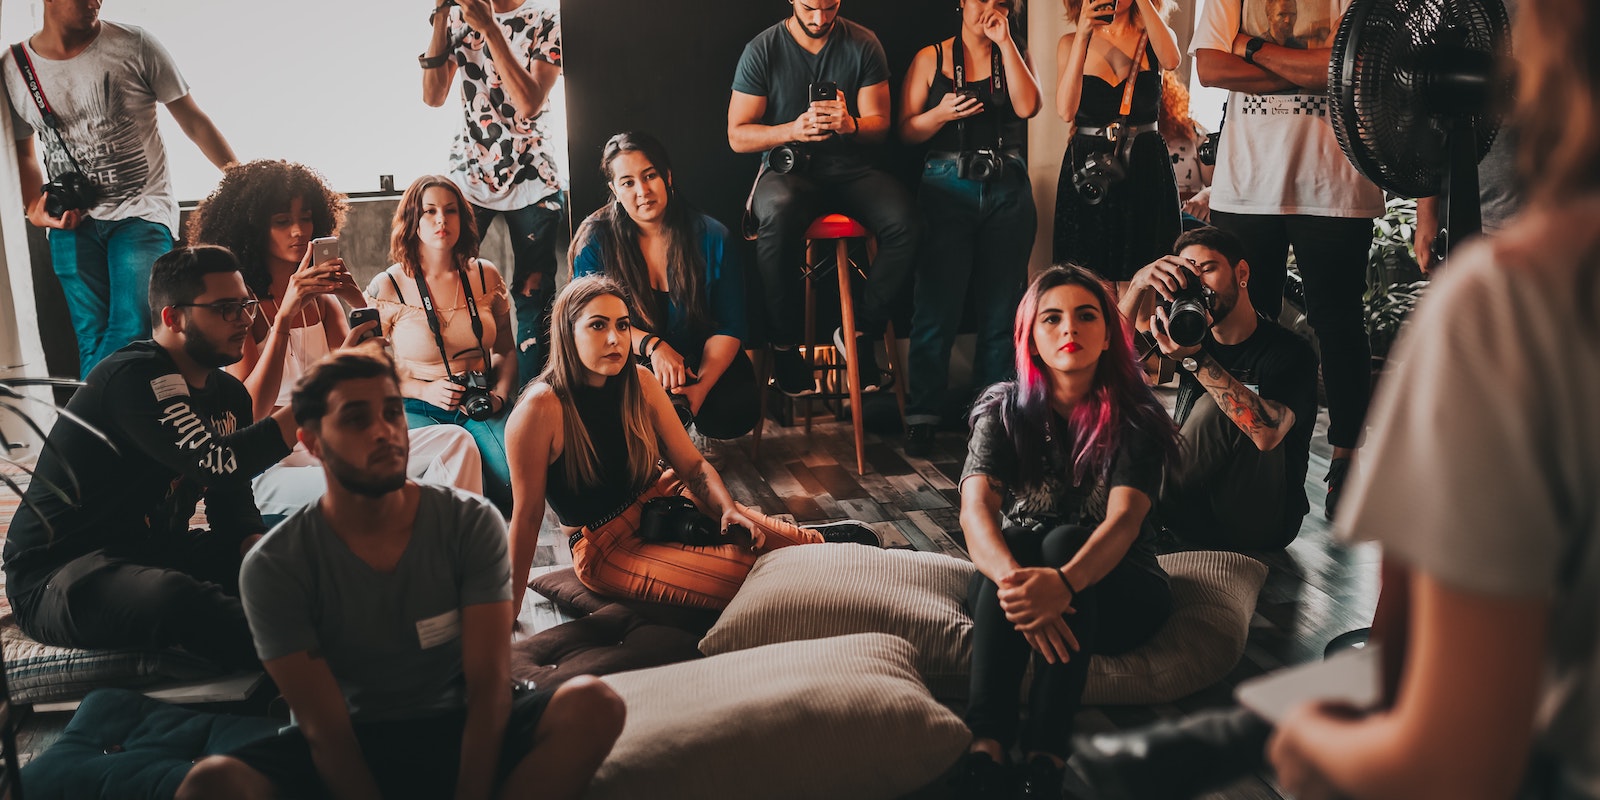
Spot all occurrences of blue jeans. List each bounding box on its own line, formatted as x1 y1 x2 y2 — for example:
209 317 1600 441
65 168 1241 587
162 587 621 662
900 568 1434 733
473 195 565 384
907 155 1035 425
404 398 512 512
49 216 174 377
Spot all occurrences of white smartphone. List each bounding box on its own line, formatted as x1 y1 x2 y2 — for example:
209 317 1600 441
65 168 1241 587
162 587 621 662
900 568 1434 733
310 236 339 266
1235 644 1382 725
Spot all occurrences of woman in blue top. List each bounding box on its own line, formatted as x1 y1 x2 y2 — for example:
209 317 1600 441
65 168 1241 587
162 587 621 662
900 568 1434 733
570 132 756 440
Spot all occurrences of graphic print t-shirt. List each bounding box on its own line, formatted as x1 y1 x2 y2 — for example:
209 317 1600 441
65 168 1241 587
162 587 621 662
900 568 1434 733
1189 0 1383 218
446 0 563 212
3 22 188 234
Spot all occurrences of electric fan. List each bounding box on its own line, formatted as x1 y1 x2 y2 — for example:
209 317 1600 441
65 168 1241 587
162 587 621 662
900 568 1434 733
1328 0 1510 262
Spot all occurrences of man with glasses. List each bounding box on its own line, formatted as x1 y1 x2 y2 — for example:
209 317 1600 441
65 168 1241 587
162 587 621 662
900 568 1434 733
3 246 298 669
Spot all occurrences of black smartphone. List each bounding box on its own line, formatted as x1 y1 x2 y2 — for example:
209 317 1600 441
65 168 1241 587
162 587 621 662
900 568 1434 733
810 81 838 103
348 307 381 343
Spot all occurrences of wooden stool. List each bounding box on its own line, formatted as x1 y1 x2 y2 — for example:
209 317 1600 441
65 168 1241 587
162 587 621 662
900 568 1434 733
752 214 907 474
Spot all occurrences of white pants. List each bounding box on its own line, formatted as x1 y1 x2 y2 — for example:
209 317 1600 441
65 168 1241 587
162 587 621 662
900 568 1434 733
252 426 484 518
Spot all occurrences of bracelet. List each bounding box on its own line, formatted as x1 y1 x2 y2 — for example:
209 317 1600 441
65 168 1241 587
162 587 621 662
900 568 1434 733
646 337 665 356
418 52 450 69
637 334 658 358
1056 569 1077 601
847 114 859 135
428 0 456 25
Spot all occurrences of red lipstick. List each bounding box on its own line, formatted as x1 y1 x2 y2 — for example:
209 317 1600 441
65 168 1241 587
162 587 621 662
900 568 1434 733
1062 342 1082 353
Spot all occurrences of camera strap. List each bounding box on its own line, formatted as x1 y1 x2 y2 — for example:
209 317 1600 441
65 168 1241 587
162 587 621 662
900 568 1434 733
952 34 1007 153
410 261 491 376
9 42 89 177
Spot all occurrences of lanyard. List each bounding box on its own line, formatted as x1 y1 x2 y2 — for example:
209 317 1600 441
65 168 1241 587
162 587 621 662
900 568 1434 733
1117 32 1150 118
9 42 88 175
411 263 490 374
953 36 1008 152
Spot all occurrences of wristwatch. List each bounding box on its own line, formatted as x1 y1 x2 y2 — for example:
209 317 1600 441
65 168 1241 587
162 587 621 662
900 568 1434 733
1180 355 1202 373
1242 37 1266 65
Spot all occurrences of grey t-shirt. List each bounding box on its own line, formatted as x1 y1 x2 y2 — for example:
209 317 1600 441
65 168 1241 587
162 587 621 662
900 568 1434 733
730 17 889 159
1336 209 1600 797
240 485 512 722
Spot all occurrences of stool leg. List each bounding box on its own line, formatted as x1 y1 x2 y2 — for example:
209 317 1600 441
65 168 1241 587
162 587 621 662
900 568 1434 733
803 241 816 436
883 322 908 436
750 348 766 462
836 237 866 474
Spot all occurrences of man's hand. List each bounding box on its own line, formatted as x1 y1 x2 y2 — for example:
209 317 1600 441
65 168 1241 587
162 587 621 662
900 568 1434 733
810 90 854 135
25 193 81 230
457 0 496 31
1130 255 1199 304
1150 305 1206 359
788 107 836 142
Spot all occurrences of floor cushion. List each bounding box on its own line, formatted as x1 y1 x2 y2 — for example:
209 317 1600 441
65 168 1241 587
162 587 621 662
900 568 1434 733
528 567 721 635
20 687 281 800
511 604 704 690
2 623 224 705
698 546 1267 705
589 632 970 800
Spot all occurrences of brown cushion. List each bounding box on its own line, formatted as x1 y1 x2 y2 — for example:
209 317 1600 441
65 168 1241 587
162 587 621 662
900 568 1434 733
590 633 970 800
511 605 703 690
528 567 721 635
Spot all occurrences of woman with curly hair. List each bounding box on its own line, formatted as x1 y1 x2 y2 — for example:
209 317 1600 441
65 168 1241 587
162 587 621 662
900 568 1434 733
1157 70 1214 228
190 161 482 523
368 175 518 511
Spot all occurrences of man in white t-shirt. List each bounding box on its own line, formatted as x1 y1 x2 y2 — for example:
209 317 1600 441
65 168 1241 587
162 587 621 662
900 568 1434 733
1190 0 1383 520
422 0 564 381
4 0 235 377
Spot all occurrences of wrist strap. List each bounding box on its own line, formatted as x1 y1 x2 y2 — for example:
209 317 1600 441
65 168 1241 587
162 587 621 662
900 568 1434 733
1057 569 1077 600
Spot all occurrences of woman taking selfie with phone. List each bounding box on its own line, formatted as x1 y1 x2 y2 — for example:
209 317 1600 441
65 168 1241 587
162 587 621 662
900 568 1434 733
368 175 519 512
1052 0 1181 294
897 0 1042 456
505 275 879 616
189 161 482 522
954 265 1178 797
571 132 757 439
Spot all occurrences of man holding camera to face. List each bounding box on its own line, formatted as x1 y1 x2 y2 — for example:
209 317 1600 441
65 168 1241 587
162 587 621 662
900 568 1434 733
728 0 918 395
4 0 235 378
1119 227 1318 551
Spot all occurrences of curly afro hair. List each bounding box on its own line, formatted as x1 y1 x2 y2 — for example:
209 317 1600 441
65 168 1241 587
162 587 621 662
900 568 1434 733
187 160 348 298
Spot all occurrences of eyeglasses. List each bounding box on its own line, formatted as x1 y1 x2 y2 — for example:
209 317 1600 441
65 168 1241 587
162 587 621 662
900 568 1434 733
171 299 261 322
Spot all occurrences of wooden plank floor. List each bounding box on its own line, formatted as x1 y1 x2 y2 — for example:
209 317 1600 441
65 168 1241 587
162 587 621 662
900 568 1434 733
3 381 1378 799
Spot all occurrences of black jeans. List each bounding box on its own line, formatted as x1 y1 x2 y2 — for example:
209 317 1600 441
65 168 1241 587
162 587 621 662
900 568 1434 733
1210 211 1373 449
966 524 1172 757
667 347 758 440
750 156 918 345
1161 395 1302 550
473 195 566 383
12 530 258 670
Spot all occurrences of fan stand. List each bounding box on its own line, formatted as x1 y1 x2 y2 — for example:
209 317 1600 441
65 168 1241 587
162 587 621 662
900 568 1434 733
1429 44 1493 264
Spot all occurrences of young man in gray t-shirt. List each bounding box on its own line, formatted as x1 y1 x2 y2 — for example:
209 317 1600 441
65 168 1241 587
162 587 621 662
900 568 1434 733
178 345 624 800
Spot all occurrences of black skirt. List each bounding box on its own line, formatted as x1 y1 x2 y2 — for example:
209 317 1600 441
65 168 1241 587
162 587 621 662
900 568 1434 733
1052 130 1182 282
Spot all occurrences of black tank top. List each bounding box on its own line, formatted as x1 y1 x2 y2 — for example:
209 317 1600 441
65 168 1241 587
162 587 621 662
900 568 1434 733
1073 43 1162 127
923 39 1026 152
544 377 642 527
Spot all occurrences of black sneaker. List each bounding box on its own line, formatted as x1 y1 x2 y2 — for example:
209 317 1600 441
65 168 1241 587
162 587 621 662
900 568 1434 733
770 347 816 396
806 520 882 547
949 752 1012 799
904 422 935 458
832 327 886 392
1018 755 1065 799
1324 456 1352 521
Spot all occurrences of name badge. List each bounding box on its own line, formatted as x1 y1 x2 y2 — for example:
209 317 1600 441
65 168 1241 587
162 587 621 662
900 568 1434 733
1245 383 1261 394
415 609 461 649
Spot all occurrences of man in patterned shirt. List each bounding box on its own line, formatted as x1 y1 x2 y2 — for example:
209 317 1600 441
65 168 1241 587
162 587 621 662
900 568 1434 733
422 0 564 380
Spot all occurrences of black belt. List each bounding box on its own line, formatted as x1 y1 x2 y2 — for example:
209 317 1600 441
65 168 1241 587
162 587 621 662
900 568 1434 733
927 148 1023 160
568 530 584 548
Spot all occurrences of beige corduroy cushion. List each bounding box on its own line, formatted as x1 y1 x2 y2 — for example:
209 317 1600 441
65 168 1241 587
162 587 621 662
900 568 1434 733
698 545 1267 706
698 545 976 698
589 632 971 800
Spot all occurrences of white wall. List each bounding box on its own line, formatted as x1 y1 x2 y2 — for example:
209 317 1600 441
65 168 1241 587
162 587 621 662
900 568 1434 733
0 0 50 459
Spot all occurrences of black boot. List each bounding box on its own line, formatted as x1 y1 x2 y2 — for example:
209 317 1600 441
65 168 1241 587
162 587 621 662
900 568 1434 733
1018 755 1065 799
1071 707 1272 800
949 752 1012 799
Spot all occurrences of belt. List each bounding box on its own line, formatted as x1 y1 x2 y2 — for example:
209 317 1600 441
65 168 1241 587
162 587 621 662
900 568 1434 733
927 148 1023 160
568 530 584 548
1075 121 1158 141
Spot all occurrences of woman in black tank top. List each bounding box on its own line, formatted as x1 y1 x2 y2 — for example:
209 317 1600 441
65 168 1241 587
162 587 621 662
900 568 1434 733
503 276 881 614
897 0 1044 456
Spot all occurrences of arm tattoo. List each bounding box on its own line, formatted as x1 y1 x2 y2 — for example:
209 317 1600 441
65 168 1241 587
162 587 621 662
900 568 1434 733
684 464 713 503
1197 355 1284 436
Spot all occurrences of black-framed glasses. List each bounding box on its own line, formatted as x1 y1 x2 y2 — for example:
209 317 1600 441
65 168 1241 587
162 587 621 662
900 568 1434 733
172 299 260 322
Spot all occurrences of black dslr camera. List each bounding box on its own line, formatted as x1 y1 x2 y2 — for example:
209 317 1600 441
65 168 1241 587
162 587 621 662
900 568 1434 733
42 172 99 218
768 143 810 174
1159 283 1216 348
449 371 496 421
1072 150 1126 205
1198 130 1221 166
637 496 722 547
958 150 1005 182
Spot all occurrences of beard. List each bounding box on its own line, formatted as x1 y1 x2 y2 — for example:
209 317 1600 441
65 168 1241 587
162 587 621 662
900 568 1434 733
321 445 408 499
182 329 242 369
794 14 835 38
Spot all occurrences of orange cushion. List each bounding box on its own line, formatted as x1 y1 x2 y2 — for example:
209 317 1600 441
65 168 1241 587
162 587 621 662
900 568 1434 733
804 213 868 240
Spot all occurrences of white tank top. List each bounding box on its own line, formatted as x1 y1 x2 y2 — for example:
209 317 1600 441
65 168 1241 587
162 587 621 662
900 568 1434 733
273 318 331 409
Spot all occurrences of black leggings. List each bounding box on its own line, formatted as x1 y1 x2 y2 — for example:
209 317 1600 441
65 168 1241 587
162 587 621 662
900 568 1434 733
965 524 1172 757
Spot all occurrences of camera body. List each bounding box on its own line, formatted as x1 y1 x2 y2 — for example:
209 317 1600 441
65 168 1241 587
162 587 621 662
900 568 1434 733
637 496 722 547
958 149 1005 182
449 371 496 421
42 172 100 219
1159 283 1216 348
1072 150 1126 205
1198 131 1221 166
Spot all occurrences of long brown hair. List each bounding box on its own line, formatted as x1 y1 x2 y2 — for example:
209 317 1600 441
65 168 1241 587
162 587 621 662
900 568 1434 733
540 275 660 492
1157 70 1199 143
389 175 481 276
1515 0 1600 203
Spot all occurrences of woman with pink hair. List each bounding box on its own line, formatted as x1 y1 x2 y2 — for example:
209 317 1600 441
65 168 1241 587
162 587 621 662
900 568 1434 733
954 264 1179 797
